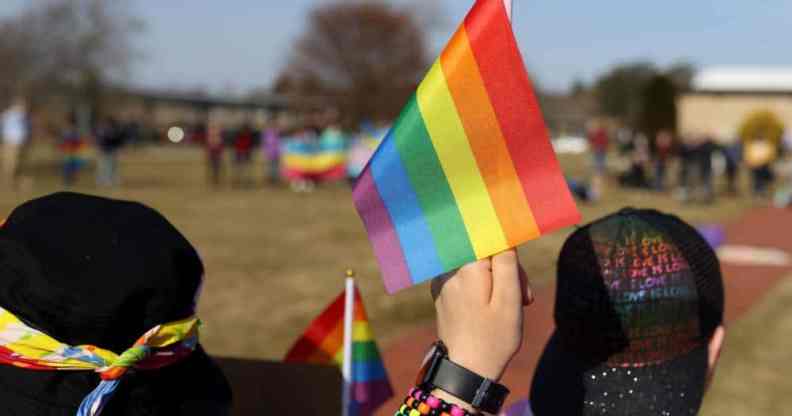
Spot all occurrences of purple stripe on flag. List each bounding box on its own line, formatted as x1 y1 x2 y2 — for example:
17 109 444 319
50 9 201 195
351 379 394 416
353 169 412 293
353 378 393 403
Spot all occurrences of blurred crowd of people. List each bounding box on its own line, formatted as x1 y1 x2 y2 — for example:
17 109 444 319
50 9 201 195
193 110 388 192
1 98 391 192
4 96 790 210
584 120 792 207
0 98 145 189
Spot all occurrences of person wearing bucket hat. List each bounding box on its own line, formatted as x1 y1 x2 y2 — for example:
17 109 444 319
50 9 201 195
529 208 725 415
0 192 231 415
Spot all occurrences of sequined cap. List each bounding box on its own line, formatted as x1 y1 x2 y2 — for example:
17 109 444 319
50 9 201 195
531 208 724 415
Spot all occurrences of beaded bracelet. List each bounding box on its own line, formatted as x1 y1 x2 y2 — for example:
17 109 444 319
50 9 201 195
394 387 476 416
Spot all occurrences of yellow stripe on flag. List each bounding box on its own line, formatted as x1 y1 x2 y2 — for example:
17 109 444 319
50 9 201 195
282 153 346 173
352 321 373 342
333 347 344 366
417 60 507 257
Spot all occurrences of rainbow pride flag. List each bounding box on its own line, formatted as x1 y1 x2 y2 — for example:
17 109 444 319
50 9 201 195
285 278 392 416
352 0 580 293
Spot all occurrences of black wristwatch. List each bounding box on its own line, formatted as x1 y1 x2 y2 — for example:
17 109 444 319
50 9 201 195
415 341 509 414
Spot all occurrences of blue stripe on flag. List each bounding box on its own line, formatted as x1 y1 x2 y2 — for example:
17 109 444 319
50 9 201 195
370 131 445 283
351 358 388 383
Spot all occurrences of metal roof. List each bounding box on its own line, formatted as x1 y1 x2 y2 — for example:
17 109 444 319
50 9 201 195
693 67 792 93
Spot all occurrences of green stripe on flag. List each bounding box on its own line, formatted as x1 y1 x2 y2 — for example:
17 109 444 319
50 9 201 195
352 340 382 362
393 94 476 270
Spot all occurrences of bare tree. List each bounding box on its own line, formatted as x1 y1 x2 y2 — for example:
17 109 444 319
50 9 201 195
0 0 142 114
277 1 430 126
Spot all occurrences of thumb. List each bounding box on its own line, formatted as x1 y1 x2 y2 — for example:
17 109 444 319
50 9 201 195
490 249 521 306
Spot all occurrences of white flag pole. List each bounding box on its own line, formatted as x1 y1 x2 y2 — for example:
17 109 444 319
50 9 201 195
341 272 355 416
504 0 513 22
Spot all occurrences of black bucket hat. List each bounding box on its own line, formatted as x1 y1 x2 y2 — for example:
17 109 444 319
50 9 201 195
0 192 231 415
530 208 724 416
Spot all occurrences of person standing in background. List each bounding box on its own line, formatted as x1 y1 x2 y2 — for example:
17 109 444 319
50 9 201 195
205 116 224 187
95 117 126 187
587 121 610 176
721 140 742 196
653 129 674 191
59 115 87 186
696 135 717 204
262 124 282 184
1 97 29 189
774 131 792 207
675 135 694 202
233 124 255 187
744 134 779 198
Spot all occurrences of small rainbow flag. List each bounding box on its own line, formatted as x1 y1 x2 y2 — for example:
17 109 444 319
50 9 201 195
285 278 392 416
352 0 580 293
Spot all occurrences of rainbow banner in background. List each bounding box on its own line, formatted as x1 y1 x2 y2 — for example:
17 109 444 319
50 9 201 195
352 0 580 293
285 279 392 416
281 129 347 181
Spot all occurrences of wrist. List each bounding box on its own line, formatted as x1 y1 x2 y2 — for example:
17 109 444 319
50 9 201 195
417 341 511 414
447 348 507 382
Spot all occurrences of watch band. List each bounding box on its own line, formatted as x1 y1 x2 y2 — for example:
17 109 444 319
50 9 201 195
431 357 509 414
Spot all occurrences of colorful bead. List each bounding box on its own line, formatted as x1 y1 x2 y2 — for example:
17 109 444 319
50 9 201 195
398 388 473 416
450 405 466 416
427 395 441 408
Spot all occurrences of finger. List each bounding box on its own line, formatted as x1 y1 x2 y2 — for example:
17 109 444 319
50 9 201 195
519 265 534 306
457 258 493 304
491 249 521 306
430 270 455 302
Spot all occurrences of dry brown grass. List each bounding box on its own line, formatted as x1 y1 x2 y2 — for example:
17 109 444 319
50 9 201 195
700 275 792 415
0 146 754 359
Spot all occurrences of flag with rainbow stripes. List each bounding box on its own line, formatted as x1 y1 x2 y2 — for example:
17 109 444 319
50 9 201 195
353 0 580 293
285 278 393 416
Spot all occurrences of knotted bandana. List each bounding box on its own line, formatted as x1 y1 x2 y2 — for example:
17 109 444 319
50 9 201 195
0 306 199 415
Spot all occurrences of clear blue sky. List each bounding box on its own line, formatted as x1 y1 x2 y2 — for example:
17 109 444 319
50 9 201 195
1 0 790 93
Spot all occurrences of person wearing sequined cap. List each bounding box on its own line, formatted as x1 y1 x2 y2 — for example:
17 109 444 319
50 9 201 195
529 208 726 415
0 192 231 415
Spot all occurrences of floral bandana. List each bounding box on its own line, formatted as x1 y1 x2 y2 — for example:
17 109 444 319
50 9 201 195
0 307 199 416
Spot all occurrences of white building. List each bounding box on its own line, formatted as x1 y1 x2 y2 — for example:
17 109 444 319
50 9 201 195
678 67 792 142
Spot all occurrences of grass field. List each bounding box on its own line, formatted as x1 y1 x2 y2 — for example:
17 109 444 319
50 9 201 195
701 274 792 414
0 145 755 360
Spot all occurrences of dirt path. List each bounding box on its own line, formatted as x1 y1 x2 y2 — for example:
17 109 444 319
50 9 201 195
376 207 792 415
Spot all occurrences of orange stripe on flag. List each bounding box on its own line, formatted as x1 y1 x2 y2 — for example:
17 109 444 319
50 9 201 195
440 26 540 245
308 321 343 364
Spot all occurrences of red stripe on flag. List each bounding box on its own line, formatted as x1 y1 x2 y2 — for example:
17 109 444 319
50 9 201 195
353 287 368 322
284 291 346 363
464 0 580 233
